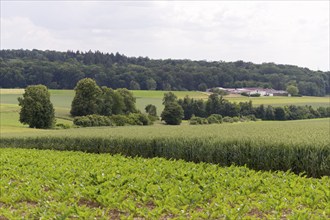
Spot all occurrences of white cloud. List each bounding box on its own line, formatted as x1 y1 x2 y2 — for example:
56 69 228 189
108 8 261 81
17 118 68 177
1 1 329 71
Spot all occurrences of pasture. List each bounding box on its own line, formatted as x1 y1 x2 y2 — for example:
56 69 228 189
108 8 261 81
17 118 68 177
0 89 208 123
224 94 330 108
1 89 329 121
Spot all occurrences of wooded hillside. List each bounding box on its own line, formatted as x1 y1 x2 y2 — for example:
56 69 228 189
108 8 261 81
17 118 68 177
1 49 329 96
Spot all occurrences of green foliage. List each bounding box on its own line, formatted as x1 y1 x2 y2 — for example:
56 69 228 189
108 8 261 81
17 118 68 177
111 90 125 115
209 88 229 96
70 79 139 117
287 85 299 96
1 49 329 96
274 107 287 120
145 104 157 117
190 115 255 125
197 83 208 91
1 148 329 219
205 94 222 115
265 105 275 120
178 96 207 120
55 123 71 129
70 78 102 116
129 80 140 90
241 92 261 97
146 78 157 90
17 85 55 129
162 92 178 105
161 102 184 125
98 87 114 116
116 88 138 114
127 113 151 126
109 115 128 126
179 95 328 122
73 114 112 127
222 116 234 123
73 113 151 127
189 115 209 125
206 114 223 124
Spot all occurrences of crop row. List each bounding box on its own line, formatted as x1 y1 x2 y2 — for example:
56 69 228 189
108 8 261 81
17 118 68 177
1 148 329 219
1 133 329 178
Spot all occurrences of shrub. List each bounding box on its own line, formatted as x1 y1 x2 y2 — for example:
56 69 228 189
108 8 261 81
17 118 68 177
74 113 153 127
55 123 71 129
207 114 222 124
73 115 113 127
161 102 184 125
145 104 157 117
223 116 234 123
109 115 128 126
190 116 208 125
128 113 151 126
232 116 240 122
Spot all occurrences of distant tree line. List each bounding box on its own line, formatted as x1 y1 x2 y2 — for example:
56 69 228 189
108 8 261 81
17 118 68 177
176 94 330 121
1 49 329 96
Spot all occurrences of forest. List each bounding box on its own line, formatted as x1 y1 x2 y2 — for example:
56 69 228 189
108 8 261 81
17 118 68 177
0 49 329 96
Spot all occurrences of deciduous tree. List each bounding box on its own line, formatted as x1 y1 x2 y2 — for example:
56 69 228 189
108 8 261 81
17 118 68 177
18 85 55 129
161 102 184 125
70 78 102 116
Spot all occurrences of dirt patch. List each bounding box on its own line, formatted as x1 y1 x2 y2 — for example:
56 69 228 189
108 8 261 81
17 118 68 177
280 209 292 219
146 201 156 210
77 198 101 208
246 208 266 219
108 209 129 220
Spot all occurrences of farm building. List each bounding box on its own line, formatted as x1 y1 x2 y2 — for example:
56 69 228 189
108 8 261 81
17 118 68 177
215 87 289 96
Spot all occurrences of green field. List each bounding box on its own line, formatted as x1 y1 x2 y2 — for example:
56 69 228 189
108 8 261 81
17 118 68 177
1 88 329 133
1 89 329 124
0 89 209 124
225 94 330 108
1 148 329 219
1 88 330 218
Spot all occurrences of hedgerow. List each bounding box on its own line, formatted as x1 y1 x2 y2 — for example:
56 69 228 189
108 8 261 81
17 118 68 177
73 113 151 127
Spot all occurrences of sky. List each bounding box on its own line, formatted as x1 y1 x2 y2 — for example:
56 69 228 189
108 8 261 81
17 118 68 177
1 1 329 71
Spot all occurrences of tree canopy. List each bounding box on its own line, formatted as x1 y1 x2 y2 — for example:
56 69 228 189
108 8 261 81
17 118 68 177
161 92 184 125
161 102 184 125
70 78 102 116
1 49 329 96
70 78 137 117
18 85 55 129
286 85 299 96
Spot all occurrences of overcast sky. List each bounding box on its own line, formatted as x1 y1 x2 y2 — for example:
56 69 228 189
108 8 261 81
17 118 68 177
1 1 329 71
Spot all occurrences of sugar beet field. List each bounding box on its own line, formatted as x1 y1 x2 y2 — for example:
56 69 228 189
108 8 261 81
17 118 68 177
1 148 329 219
1 88 330 219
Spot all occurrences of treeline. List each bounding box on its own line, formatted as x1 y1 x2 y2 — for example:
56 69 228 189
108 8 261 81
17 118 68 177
176 94 330 121
1 49 329 96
